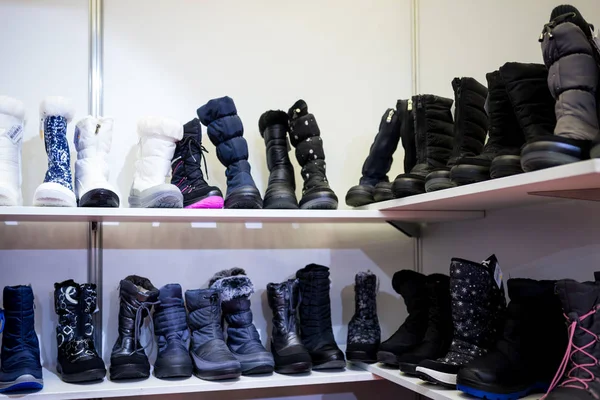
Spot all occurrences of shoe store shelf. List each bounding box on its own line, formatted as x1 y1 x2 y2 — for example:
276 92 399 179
352 362 540 400
361 159 600 213
2 365 379 400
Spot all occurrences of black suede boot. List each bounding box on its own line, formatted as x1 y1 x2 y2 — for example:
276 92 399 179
288 100 338 209
377 270 429 366
346 271 380 363
427 78 487 191
54 280 106 383
296 264 345 369
392 95 454 198
259 111 298 209
457 279 567 400
109 275 159 381
267 279 312 374
346 108 400 206
398 274 452 375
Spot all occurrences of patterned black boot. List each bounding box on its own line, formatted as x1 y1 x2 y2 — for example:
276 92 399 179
346 272 380 363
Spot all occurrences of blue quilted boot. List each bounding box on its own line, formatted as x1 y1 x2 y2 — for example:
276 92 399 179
0 286 43 393
197 97 262 209
185 288 241 380
210 268 274 375
33 96 77 207
153 284 193 379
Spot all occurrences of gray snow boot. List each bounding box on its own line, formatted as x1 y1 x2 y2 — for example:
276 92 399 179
346 271 380 363
210 268 274 375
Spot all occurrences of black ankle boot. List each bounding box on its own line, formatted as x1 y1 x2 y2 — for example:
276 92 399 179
346 271 380 363
393 95 454 198
457 279 567 400
259 111 298 209
296 264 345 369
346 108 400 206
54 280 106 383
109 275 159 381
288 100 338 209
377 270 429 365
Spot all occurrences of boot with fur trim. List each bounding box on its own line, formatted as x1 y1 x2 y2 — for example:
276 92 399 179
0 96 25 206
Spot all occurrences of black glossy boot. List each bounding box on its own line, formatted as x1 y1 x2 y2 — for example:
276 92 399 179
346 271 380 363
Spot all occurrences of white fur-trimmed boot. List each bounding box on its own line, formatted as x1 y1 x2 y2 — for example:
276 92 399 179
74 116 119 207
129 117 184 208
0 96 25 206
33 97 77 207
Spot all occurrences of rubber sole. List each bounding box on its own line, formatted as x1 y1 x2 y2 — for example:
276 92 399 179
109 363 150 380
58 366 106 383
376 351 399 366
33 182 77 207
299 191 338 210
450 164 490 186
0 374 43 393
275 361 312 374
399 362 418 376
79 188 120 208
193 367 241 381
373 186 394 203
346 350 377 364
425 173 456 192
416 367 457 388
312 359 346 370
345 185 375 207
392 177 425 198
490 155 523 179
242 364 274 376
264 190 299 209
225 187 263 209
456 381 548 400
185 195 224 209
154 364 193 379
129 184 183 208
521 141 584 172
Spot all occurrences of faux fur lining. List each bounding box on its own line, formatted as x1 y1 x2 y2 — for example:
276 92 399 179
258 110 289 134
138 116 183 141
210 275 254 302
209 267 246 287
0 96 25 121
40 96 75 122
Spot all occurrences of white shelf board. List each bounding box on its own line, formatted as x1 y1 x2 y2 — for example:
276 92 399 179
361 159 600 212
352 362 540 400
0 365 378 400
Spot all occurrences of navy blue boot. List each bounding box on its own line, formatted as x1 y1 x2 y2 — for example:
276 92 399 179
210 268 274 375
185 288 241 380
0 286 43 393
197 97 262 209
153 284 193 379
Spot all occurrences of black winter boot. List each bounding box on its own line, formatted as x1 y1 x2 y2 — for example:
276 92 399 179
267 279 312 374
457 279 567 400
392 95 454 198
346 108 400 206
522 6 599 170
377 270 429 366
296 264 345 369
543 279 600 400
171 118 224 209
346 271 381 363
54 280 106 383
288 100 338 209
185 288 241 380
398 274 452 375
153 284 193 379
210 268 274 375
426 78 488 192
109 275 159 381
258 111 298 209
416 256 506 388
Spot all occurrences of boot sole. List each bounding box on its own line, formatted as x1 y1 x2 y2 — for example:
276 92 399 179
392 177 425 198
450 164 490 186
456 377 548 400
399 362 419 376
225 187 263 209
109 363 150 380
154 364 193 379
33 182 77 207
521 141 584 172
79 188 120 208
415 367 457 388
299 191 338 210
376 351 400 366
425 171 455 192
193 367 241 381
242 364 274 376
346 350 377 364
373 187 394 203
129 184 183 208
345 186 375 207
0 374 43 393
312 360 346 370
58 364 106 383
185 194 224 209
490 155 523 179
264 190 299 209
275 362 312 374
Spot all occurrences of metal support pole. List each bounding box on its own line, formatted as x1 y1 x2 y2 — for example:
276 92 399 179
89 0 103 117
88 222 103 355
410 0 420 95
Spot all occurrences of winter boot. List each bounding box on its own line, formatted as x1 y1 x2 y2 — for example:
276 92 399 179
457 279 567 400
0 96 24 206
185 288 242 380
109 275 159 380
427 78 487 191
209 268 274 375
73 116 119 207
258 111 298 209
54 280 106 383
398 274 452 375
0 286 43 393
153 284 193 379
33 96 77 207
197 96 262 209
377 270 429 365
288 100 338 209
521 6 599 171
392 95 454 198
129 117 183 208
346 271 381 363
266 279 312 374
542 279 600 400
416 256 507 388
346 107 401 206
171 118 223 209
296 264 345 369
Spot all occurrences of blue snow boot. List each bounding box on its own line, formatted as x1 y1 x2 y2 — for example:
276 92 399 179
185 288 242 380
210 268 274 375
197 97 263 209
0 286 43 393
153 284 193 379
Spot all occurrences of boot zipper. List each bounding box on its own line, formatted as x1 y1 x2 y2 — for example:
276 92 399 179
453 79 463 157
407 99 413 111
95 123 101 135
386 109 395 123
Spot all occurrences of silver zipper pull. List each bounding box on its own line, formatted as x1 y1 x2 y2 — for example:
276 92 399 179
386 109 395 123
407 99 413 111
95 124 101 135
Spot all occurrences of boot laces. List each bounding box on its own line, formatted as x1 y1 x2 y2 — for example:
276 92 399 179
181 135 210 181
543 306 600 398
131 300 160 356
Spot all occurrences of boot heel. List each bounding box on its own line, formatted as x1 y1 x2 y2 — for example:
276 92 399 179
521 140 585 172
109 364 150 381
224 186 263 209
490 155 523 178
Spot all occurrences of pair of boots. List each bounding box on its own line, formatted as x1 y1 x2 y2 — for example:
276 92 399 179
267 264 345 374
259 100 337 209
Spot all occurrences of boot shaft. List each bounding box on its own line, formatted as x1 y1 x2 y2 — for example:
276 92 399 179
259 110 295 185
154 284 189 350
413 95 455 172
1 285 40 365
398 99 417 173
74 116 114 193
171 118 209 189
117 275 159 337
422 273 452 342
185 288 224 343
40 96 75 190
296 264 336 345
54 280 98 342
450 77 488 164
267 279 300 339
0 96 24 193
353 271 378 319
